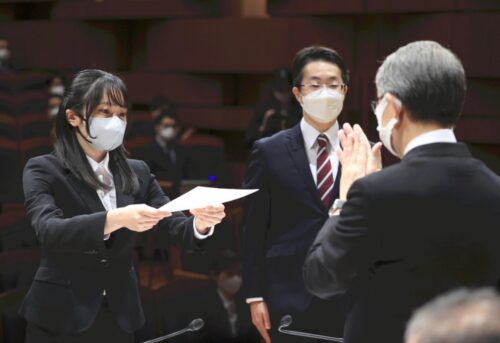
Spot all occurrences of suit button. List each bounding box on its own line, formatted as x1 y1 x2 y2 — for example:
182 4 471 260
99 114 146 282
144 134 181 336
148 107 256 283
101 259 109 267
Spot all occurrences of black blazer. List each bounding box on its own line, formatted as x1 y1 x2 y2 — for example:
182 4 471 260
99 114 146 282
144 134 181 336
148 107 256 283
20 153 203 335
242 123 341 313
133 140 186 199
187 286 259 343
304 143 500 343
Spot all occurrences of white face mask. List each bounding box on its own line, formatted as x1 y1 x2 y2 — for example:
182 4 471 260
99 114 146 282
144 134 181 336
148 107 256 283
300 87 344 123
0 48 10 61
87 116 126 151
48 106 59 118
159 126 176 141
375 96 400 157
50 85 65 96
218 275 242 296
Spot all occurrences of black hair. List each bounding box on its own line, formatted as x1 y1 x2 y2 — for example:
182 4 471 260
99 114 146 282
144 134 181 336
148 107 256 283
54 69 139 194
153 108 178 126
150 96 174 112
292 46 350 87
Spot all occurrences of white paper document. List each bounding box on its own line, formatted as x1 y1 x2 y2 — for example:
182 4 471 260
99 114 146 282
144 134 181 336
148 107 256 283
159 186 259 212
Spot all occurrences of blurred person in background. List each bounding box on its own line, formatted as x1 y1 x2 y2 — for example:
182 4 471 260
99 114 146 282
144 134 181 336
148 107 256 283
134 108 186 200
186 250 259 343
0 39 15 73
245 68 302 147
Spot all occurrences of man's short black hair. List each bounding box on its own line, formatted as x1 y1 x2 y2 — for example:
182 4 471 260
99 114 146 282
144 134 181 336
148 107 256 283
291 46 350 87
154 108 178 126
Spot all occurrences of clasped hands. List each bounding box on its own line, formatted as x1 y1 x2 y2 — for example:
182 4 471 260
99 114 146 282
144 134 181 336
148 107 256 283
336 123 383 200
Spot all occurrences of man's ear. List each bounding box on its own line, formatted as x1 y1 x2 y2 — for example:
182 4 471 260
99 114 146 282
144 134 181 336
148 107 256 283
292 86 301 104
65 109 81 128
386 94 404 128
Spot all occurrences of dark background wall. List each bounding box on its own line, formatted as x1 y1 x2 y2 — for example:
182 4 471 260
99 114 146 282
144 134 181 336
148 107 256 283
0 0 499 177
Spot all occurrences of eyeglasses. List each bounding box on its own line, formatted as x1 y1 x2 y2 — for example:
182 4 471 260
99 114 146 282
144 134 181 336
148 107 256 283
370 94 385 114
300 83 346 92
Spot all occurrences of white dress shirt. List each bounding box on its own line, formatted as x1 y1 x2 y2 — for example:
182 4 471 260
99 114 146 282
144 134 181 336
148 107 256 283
246 119 340 304
217 289 238 337
404 129 457 156
300 118 340 184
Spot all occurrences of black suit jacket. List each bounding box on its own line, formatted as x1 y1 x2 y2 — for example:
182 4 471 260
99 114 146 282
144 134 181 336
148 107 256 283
304 143 500 343
242 123 341 313
20 153 203 334
133 140 186 199
188 286 259 343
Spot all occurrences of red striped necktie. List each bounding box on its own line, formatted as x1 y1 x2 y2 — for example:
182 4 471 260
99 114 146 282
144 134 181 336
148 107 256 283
316 134 334 208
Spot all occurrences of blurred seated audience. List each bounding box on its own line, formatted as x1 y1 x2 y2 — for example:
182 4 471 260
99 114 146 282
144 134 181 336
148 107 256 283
180 127 231 188
0 39 16 73
245 68 302 147
133 108 186 199
162 250 259 343
46 73 66 97
405 288 500 343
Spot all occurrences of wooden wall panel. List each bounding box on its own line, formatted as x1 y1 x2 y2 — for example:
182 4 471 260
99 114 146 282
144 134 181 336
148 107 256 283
147 18 354 73
121 72 235 106
0 21 124 70
51 0 218 20
268 0 363 15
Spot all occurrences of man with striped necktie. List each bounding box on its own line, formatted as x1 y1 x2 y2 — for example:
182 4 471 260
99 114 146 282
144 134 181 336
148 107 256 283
242 46 379 343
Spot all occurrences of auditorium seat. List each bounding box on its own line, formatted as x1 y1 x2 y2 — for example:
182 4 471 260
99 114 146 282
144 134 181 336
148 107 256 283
52 0 219 20
0 21 123 70
177 106 254 131
147 18 354 73
268 0 363 15
0 288 28 343
0 248 40 292
121 72 235 106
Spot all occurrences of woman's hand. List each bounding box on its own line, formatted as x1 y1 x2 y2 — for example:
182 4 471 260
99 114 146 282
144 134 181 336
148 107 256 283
190 204 226 235
105 204 171 235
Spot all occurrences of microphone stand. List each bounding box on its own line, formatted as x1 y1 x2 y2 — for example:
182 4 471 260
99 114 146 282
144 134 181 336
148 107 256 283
142 318 204 343
278 315 344 342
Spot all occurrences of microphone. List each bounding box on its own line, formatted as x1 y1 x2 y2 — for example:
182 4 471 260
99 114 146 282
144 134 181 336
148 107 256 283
142 318 205 343
278 315 344 342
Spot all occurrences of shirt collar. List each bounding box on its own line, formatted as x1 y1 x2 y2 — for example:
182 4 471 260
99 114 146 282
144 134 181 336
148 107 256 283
300 118 339 150
155 135 167 149
404 128 457 155
86 152 111 175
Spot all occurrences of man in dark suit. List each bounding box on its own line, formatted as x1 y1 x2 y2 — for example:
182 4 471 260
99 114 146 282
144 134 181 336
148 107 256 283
304 41 500 343
242 46 365 342
180 250 259 343
134 108 186 199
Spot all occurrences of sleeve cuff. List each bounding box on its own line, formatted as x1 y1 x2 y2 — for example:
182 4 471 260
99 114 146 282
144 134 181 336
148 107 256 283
192 218 214 240
246 297 264 304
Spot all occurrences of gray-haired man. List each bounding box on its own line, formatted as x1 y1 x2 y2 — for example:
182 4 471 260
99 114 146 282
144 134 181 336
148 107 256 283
406 288 500 343
303 41 500 343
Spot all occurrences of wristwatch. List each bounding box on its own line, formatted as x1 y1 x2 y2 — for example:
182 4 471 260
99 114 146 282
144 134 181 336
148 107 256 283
329 199 346 217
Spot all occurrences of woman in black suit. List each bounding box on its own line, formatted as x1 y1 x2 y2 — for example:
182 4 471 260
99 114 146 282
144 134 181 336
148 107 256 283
20 69 225 342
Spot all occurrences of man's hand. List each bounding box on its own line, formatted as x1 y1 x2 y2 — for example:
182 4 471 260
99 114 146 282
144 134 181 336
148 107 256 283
250 301 271 343
336 123 382 199
190 204 225 234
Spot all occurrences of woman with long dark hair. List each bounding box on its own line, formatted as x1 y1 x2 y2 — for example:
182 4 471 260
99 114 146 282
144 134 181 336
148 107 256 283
20 69 225 342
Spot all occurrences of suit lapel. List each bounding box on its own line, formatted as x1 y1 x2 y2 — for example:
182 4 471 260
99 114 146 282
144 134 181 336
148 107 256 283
65 171 106 214
286 124 326 211
111 164 135 208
